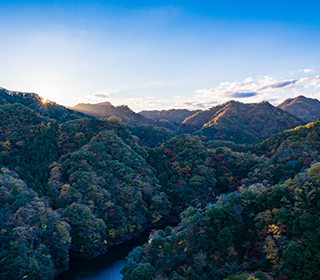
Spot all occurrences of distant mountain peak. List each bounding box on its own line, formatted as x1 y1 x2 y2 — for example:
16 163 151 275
72 101 151 126
278 95 320 123
178 100 304 143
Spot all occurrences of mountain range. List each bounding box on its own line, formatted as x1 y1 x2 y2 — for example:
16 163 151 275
1 87 320 279
2 87 320 143
178 100 305 143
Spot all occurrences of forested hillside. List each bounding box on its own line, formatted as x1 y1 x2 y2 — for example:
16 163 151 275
122 163 320 280
179 101 304 143
0 168 71 279
0 88 86 122
278 95 320 123
1 88 320 280
139 109 199 128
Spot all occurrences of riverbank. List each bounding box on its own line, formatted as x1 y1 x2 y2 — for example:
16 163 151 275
55 220 179 279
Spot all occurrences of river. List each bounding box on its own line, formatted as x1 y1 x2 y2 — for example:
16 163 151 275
56 223 178 280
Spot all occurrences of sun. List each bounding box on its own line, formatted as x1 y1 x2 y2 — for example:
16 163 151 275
42 98 48 104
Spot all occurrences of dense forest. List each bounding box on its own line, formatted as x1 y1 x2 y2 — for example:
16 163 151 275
1 88 320 279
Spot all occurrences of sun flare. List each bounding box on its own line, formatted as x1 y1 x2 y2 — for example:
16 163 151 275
42 98 48 104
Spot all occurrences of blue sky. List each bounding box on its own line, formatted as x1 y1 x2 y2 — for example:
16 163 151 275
1 1 320 111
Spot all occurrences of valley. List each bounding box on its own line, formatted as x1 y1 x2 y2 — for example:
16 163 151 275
1 88 320 280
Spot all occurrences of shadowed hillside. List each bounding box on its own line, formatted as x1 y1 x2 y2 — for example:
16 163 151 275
73 102 152 126
139 109 199 127
0 87 85 122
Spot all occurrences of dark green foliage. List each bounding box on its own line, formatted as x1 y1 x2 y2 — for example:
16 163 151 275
50 130 169 258
148 135 264 213
252 119 320 184
122 163 320 280
149 135 217 212
0 104 59 196
2 90 320 280
0 88 85 122
125 263 157 280
129 125 176 148
57 117 148 159
0 169 70 280
139 109 199 129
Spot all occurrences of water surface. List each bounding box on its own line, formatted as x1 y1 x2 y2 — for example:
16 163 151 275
56 222 179 280
56 229 150 280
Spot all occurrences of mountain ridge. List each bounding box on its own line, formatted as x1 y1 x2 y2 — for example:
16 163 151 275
277 95 320 123
179 100 305 143
72 101 153 126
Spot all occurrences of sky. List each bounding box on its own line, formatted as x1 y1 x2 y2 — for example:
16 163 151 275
1 0 320 111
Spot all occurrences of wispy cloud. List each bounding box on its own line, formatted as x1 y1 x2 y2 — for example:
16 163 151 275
93 93 109 99
122 98 156 110
197 76 320 99
300 69 315 73
229 92 257 98
171 100 217 110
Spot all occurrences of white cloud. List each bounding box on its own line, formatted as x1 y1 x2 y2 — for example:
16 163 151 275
300 69 315 73
197 75 320 99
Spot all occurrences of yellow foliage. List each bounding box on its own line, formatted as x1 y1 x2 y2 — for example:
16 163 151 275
268 224 281 239
60 184 70 195
75 132 85 139
263 236 279 263
104 200 114 207
1 167 9 173
152 211 162 223
108 228 116 239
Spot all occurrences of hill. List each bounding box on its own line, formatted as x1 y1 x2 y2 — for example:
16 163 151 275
49 128 169 259
179 100 304 143
0 87 85 122
277 95 320 123
0 168 70 279
2 87 320 279
139 109 199 127
122 162 320 280
251 119 320 184
72 102 153 126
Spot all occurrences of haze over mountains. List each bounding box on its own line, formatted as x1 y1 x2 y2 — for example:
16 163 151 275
73 102 152 126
